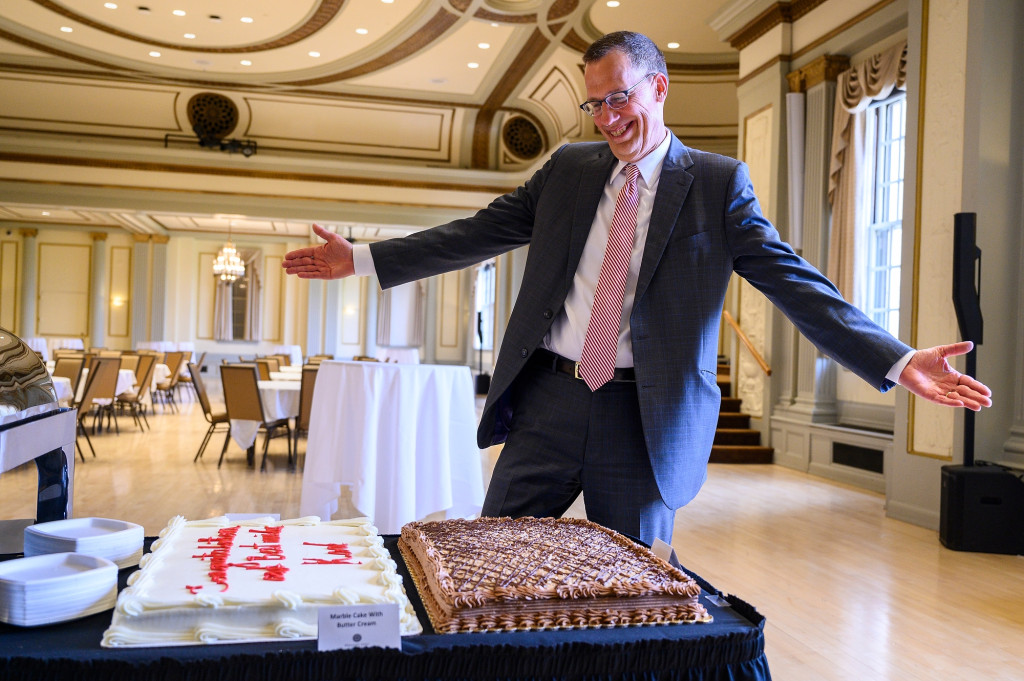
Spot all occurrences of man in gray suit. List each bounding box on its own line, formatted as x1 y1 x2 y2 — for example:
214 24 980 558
284 32 991 545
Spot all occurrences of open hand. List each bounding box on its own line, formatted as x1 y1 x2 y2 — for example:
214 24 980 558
282 224 354 279
897 341 992 411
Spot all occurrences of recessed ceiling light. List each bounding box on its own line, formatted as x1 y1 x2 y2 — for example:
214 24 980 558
104 3 118 8
430 77 447 84
209 14 221 22
240 60 252 66
149 51 161 57
607 1 620 7
381 0 394 3
355 28 368 35
60 26 73 33
667 42 680 49
184 33 195 39
138 6 151 13
41 211 50 216
172 9 185 16
240 16 253 23
308 51 321 58
478 42 490 49
468 62 479 69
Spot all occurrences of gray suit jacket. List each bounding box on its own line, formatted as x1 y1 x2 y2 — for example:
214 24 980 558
370 134 912 508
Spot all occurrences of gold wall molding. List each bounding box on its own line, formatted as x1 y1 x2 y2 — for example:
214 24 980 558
787 55 851 93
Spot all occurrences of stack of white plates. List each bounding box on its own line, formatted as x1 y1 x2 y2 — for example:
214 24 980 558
0 552 117 626
24 517 144 568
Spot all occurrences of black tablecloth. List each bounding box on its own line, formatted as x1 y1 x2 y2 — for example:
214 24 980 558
0 536 771 681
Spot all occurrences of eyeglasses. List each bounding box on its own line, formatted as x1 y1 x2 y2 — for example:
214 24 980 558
579 73 657 117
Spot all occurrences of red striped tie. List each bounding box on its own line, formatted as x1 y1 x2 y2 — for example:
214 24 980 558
579 163 640 391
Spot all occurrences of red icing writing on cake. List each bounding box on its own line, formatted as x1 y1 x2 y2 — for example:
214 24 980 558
302 542 359 564
191 525 289 591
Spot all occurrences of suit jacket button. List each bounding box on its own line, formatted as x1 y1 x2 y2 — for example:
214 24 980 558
543 309 553 319
520 348 529 358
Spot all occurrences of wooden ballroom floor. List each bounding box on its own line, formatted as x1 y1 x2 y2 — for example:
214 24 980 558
1 392 1021 681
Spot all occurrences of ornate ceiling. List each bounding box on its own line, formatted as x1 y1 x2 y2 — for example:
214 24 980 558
0 0 739 239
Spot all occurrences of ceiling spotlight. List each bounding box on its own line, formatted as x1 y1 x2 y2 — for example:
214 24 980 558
209 14 221 21
104 3 118 8
240 16 253 23
138 6 151 13
606 1 620 7
468 62 479 69
149 51 161 57
355 28 368 35
172 9 185 16
308 51 321 58
478 42 490 49
240 60 252 66
60 26 73 33
667 42 680 49
184 33 196 39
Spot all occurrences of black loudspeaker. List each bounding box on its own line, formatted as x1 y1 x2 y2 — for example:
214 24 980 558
940 464 1024 554
952 213 983 343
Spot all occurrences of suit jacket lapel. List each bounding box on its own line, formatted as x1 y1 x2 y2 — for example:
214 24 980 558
634 135 694 306
565 151 618 292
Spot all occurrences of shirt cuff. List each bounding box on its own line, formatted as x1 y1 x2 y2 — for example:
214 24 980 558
351 244 376 277
887 350 917 384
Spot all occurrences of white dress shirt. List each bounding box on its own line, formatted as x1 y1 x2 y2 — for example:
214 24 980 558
540 132 672 367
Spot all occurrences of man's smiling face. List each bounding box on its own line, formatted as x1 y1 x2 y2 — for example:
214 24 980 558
583 49 668 163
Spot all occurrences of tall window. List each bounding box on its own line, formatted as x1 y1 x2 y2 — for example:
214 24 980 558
861 92 906 335
474 261 496 351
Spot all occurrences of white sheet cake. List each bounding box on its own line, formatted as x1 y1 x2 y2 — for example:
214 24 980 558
102 516 421 647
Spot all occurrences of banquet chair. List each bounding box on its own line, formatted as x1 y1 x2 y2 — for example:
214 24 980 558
52 355 85 407
153 350 184 411
177 351 206 400
73 356 120 459
292 364 320 463
188 362 229 463
118 353 140 374
254 358 273 381
219 364 293 471
115 354 156 431
51 355 84 388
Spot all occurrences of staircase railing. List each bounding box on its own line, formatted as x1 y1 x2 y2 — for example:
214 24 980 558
722 310 771 376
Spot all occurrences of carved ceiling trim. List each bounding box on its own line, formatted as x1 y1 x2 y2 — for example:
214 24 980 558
28 0 345 53
471 28 550 169
0 152 517 195
283 7 460 85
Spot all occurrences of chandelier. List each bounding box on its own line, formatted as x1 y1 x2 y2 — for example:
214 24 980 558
212 224 246 281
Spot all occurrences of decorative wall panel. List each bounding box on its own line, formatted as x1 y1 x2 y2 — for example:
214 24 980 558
37 243 90 337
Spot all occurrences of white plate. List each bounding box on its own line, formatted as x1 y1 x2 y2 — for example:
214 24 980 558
24 518 143 566
0 552 117 626
25 517 143 545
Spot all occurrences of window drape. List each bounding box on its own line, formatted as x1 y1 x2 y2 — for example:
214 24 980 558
827 40 907 301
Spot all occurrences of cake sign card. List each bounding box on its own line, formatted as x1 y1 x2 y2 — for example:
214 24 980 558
317 603 401 651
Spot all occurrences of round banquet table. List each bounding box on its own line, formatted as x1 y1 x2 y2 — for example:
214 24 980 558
300 361 483 534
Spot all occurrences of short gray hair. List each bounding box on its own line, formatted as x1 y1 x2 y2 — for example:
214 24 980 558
583 31 667 78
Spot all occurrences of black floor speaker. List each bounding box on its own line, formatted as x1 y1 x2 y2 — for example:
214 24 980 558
939 464 1024 554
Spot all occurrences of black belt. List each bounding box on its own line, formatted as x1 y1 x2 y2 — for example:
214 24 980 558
530 348 635 382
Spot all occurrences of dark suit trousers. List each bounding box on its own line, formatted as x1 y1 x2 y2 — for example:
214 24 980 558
481 356 676 546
